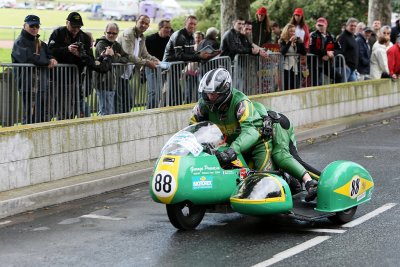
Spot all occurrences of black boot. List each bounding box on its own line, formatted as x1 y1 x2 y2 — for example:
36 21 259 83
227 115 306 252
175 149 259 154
305 179 318 202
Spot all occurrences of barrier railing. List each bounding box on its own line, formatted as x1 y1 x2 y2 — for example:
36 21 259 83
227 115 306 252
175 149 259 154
0 54 344 128
234 52 346 93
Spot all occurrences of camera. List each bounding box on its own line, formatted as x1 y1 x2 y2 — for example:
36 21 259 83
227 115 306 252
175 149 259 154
72 41 88 59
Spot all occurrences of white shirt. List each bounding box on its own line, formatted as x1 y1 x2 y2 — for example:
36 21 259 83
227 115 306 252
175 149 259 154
121 37 142 79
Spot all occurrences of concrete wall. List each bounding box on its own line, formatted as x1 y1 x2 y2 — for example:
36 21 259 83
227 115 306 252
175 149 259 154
0 79 399 192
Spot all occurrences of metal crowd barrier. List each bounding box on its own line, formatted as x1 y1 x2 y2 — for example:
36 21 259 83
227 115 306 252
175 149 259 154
0 54 345 128
155 56 232 108
233 53 282 95
233 53 346 93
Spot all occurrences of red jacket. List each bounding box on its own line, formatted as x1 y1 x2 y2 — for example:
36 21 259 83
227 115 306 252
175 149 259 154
387 44 400 75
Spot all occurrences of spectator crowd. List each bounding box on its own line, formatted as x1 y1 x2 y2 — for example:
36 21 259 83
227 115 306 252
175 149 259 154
10 8 400 123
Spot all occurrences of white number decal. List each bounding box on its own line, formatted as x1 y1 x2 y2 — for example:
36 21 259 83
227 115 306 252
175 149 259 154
152 170 176 198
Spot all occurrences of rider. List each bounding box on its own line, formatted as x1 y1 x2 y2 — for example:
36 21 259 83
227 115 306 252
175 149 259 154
190 68 318 201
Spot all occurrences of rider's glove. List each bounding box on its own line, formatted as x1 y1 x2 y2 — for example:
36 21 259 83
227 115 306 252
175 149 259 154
215 148 237 166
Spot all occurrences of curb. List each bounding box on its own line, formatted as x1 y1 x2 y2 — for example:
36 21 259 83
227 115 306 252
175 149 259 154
1 106 400 220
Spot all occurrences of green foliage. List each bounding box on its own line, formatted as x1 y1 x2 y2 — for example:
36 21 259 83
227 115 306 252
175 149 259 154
393 0 400 13
195 0 220 33
169 0 220 35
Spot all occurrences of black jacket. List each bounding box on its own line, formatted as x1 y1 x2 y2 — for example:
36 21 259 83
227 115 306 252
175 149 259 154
338 30 359 70
252 20 271 46
355 33 371 74
220 28 252 60
12 29 53 92
94 37 129 63
12 29 52 66
48 26 95 72
145 32 170 61
309 30 341 67
163 28 202 62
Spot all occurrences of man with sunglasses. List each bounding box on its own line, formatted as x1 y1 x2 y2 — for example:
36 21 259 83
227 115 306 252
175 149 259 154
12 14 58 124
48 12 95 119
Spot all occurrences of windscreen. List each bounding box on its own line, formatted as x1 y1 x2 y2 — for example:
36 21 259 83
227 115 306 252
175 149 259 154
160 122 225 156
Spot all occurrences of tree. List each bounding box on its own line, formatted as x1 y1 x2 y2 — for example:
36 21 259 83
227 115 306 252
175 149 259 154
220 0 251 33
368 0 392 26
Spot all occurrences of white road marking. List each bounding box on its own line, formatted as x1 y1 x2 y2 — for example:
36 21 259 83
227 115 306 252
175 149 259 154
303 228 347 234
80 214 124 221
251 236 331 267
342 203 397 228
0 220 11 225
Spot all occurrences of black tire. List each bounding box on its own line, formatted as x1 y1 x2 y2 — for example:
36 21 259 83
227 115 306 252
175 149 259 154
328 206 358 224
166 202 206 230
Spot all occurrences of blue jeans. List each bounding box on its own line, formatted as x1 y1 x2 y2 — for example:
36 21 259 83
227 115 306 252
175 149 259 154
97 90 115 116
145 67 157 109
345 66 357 82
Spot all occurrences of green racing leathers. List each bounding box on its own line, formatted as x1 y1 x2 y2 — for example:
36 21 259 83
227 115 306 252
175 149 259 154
191 88 307 180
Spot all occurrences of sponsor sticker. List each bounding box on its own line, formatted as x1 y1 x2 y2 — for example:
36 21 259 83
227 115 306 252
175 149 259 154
357 191 366 202
162 157 175 165
192 176 213 190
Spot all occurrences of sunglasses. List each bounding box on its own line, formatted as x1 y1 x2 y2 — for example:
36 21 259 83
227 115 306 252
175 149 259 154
106 32 118 35
316 24 325 27
71 25 81 29
29 24 40 29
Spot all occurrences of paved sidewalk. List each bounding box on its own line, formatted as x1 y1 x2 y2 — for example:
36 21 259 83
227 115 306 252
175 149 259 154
1 105 400 220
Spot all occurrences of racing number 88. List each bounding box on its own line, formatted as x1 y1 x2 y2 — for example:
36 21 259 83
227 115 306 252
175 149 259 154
154 173 172 193
152 170 177 198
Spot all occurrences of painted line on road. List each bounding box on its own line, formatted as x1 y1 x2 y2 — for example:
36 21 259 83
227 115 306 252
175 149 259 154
251 236 331 267
302 228 347 234
0 220 11 225
80 214 124 221
342 203 397 228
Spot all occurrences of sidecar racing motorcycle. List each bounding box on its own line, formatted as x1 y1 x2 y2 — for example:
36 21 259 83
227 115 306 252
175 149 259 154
150 122 374 230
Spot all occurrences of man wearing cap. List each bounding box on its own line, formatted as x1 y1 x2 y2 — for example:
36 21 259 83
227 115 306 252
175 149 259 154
309 17 342 86
356 24 371 80
12 14 57 124
386 34 400 79
48 12 95 119
252 6 272 47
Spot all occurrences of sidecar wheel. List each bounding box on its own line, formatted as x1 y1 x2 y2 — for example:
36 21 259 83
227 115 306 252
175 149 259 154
328 206 358 224
166 202 206 230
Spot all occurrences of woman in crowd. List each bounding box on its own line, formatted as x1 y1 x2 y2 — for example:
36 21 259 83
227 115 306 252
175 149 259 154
252 6 272 47
289 7 309 50
279 23 307 90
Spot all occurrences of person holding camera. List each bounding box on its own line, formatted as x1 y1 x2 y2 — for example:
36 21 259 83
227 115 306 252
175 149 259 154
279 23 307 90
48 12 95 119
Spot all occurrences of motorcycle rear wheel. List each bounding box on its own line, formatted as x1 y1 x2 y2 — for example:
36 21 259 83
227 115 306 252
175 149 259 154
166 202 206 230
328 206 358 224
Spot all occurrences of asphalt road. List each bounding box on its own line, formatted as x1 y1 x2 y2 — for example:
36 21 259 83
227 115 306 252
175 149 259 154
0 117 399 267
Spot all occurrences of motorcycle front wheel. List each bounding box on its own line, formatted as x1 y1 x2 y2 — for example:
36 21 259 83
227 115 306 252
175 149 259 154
328 206 358 224
166 202 206 230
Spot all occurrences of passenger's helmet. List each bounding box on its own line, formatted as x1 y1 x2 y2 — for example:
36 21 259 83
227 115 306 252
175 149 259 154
199 68 232 111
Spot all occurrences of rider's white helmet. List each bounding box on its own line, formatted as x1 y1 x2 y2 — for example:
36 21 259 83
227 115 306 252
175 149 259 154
199 68 232 111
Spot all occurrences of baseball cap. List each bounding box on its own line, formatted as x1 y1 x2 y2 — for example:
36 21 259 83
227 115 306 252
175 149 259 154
256 7 267 15
316 17 328 26
67 12 84 27
24 15 41 25
293 8 303 16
